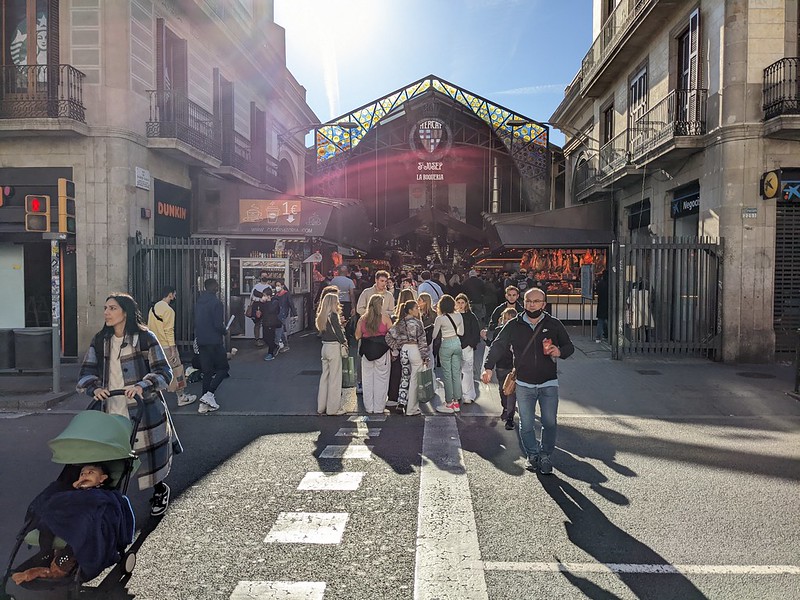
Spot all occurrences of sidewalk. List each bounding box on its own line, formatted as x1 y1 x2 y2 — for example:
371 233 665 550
1 328 798 416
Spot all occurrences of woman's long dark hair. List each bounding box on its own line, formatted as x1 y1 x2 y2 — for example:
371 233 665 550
101 292 147 338
398 299 418 320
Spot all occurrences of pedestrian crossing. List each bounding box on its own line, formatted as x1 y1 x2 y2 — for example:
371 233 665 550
234 414 385 599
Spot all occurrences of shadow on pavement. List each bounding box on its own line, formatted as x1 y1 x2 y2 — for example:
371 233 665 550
540 476 708 600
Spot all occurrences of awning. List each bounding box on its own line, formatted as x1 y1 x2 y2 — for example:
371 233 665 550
483 199 615 250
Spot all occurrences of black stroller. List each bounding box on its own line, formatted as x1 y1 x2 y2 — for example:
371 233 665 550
2 391 145 599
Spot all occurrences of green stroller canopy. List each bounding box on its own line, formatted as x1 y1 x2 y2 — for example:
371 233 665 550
49 411 135 464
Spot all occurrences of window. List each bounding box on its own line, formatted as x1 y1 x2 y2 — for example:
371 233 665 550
626 199 651 232
602 104 614 145
676 10 700 129
677 10 699 91
628 67 648 128
2 0 50 68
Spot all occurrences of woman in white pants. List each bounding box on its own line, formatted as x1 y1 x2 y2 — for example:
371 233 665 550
355 294 393 413
455 293 481 404
316 292 347 415
386 299 430 416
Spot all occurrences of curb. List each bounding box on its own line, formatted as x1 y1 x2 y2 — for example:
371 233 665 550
0 390 75 411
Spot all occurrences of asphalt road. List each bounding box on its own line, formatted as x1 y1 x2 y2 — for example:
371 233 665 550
1 334 798 599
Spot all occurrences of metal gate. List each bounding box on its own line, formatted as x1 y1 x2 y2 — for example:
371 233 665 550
128 236 229 353
610 236 723 359
774 199 800 356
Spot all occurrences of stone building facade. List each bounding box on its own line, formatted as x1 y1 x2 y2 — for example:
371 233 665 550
0 0 316 355
550 0 800 362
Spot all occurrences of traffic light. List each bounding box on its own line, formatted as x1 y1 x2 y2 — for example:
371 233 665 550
0 185 14 208
25 194 51 232
58 178 76 234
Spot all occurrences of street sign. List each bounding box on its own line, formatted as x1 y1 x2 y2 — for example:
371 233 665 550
43 232 68 240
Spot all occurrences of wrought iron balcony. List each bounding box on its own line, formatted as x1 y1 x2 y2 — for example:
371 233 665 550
598 130 629 179
574 157 599 197
229 131 263 180
264 153 284 191
629 89 707 161
146 90 221 159
763 57 799 120
0 64 86 122
581 0 653 88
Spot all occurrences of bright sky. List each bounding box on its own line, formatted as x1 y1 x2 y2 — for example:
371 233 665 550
274 0 594 147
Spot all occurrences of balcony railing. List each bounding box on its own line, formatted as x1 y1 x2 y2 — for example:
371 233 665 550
763 57 799 120
581 0 652 87
598 130 629 179
574 158 599 195
146 90 221 159
264 153 284 190
0 64 86 122
629 89 707 160
230 130 266 180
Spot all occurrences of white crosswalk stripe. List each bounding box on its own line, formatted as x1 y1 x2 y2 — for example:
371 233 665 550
230 580 326 599
319 444 374 459
264 512 350 545
297 471 365 491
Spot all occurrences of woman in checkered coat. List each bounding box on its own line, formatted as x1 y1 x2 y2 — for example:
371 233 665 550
77 292 175 517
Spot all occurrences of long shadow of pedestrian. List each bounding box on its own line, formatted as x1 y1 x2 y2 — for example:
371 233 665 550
539 476 708 600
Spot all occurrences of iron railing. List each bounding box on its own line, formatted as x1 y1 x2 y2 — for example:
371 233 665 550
146 90 221 159
129 236 229 354
629 89 707 160
598 130 629 179
574 158 599 196
230 130 264 180
581 0 652 87
264 153 284 190
0 64 86 122
763 57 799 120
612 236 723 359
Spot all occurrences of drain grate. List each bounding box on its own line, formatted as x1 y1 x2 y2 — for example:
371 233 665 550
636 369 662 375
736 372 776 379
299 369 323 376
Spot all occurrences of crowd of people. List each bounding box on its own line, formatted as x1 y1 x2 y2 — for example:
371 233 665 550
313 264 577 475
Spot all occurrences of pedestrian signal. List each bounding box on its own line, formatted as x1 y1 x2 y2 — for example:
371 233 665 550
25 194 51 232
0 185 14 208
58 178 76 234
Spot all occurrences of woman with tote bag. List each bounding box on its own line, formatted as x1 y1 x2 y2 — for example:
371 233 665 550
385 300 430 416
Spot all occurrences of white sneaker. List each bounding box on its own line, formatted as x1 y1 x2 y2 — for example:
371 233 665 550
177 393 197 407
435 403 454 414
198 402 218 414
199 392 219 411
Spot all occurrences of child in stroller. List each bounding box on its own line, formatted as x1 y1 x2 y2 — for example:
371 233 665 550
2 394 142 597
11 463 133 585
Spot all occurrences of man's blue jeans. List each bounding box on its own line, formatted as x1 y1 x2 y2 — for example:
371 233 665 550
515 384 559 458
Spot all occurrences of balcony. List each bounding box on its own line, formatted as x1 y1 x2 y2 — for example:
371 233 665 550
573 157 607 202
229 131 262 181
580 0 679 97
146 90 222 165
629 89 707 164
763 58 800 140
0 65 87 134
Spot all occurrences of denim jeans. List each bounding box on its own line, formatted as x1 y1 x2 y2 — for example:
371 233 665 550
515 384 559 458
596 317 608 340
438 337 463 402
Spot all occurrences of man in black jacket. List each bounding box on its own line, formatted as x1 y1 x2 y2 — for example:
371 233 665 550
481 288 574 474
481 285 523 344
194 278 229 413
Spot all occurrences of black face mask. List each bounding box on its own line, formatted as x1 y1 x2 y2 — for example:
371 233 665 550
525 309 543 319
